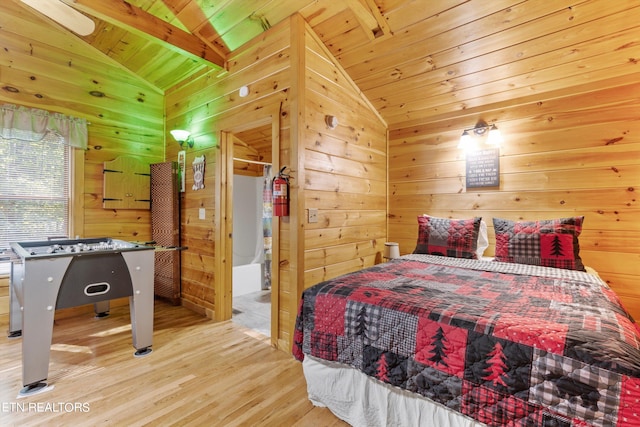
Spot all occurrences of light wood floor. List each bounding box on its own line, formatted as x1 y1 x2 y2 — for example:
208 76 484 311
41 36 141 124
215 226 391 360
0 300 347 426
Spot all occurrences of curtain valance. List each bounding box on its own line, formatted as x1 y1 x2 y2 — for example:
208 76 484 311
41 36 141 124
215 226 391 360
0 104 88 149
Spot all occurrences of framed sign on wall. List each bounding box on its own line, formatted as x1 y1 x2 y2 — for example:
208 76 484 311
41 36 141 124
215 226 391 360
465 148 500 189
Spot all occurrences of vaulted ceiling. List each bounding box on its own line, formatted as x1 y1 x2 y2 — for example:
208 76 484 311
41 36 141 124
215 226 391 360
2 0 639 132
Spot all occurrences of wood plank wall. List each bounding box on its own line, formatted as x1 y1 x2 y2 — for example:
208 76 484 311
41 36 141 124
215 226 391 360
82 116 163 242
294 17 388 346
301 24 388 287
165 19 292 340
0 277 8 322
388 80 640 320
0 0 164 321
164 15 387 351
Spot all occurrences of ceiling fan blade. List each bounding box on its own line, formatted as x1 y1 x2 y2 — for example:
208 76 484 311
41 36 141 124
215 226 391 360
20 0 95 36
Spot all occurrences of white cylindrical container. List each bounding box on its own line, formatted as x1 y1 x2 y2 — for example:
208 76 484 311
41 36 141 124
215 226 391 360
383 242 400 259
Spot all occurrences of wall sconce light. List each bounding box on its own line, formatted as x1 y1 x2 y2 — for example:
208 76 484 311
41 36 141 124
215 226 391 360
325 115 339 129
458 120 502 150
170 129 194 148
239 85 249 97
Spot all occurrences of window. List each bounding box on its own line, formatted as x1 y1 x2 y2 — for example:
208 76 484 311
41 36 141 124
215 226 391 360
0 131 71 255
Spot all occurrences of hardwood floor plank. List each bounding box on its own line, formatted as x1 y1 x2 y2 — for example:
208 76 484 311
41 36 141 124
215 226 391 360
0 301 346 426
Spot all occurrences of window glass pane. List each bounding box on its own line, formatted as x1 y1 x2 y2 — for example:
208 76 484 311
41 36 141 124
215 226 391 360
0 132 70 249
1 200 68 241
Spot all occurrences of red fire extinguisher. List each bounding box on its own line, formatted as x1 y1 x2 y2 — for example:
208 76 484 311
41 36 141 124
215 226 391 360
273 166 290 217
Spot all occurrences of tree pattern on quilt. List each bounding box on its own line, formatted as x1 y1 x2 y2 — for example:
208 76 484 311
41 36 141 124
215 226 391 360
429 326 448 367
551 234 564 257
483 342 508 387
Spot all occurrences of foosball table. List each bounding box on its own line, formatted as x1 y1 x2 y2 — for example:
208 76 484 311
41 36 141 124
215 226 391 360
9 237 155 395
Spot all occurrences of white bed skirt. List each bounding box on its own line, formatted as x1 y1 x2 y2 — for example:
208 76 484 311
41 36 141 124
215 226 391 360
303 355 486 427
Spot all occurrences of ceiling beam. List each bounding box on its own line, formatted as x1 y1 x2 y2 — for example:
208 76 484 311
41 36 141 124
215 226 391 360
160 0 229 59
61 0 226 69
347 0 392 40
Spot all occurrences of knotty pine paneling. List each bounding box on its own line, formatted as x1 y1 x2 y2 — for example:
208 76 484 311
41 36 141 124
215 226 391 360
0 277 7 320
164 16 387 352
0 7 164 243
388 80 640 320
0 7 163 323
302 22 387 293
165 20 293 343
346 1 640 128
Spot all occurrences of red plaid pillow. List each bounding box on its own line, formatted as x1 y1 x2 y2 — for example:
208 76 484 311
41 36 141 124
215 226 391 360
413 215 481 259
493 217 585 271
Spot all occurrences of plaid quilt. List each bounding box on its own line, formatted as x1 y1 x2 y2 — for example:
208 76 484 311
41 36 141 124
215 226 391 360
293 254 640 427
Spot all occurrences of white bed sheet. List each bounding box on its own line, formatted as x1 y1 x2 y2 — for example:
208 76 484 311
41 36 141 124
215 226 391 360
303 355 486 427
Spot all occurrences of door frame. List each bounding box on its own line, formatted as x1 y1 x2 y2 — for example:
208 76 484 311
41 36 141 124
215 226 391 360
214 107 280 346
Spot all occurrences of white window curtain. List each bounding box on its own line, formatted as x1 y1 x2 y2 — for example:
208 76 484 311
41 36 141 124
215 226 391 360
0 104 88 149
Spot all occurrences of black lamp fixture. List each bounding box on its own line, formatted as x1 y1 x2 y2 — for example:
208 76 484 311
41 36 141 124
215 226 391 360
170 129 194 148
458 120 502 150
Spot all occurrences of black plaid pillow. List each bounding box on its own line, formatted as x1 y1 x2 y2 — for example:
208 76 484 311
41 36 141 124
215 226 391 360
493 217 585 271
413 215 481 259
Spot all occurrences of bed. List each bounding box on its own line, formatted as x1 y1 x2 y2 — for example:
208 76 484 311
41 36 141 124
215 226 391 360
293 216 640 427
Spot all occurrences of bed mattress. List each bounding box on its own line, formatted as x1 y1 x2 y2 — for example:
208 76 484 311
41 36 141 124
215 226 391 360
293 254 640 426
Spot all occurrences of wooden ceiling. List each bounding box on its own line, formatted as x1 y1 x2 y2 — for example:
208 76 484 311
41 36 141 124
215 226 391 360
3 0 639 134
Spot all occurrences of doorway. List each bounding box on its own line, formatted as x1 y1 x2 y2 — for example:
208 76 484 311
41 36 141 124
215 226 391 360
215 111 280 346
230 126 272 337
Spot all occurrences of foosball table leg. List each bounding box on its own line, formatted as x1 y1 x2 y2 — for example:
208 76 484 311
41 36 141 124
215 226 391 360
94 300 110 318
